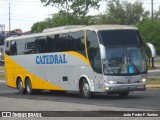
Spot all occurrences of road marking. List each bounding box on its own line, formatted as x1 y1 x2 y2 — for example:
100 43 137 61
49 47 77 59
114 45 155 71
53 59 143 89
0 81 5 83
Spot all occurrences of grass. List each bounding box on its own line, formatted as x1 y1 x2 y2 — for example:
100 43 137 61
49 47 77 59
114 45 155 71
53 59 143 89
148 78 160 84
148 61 160 70
155 61 160 65
0 73 5 81
0 66 5 71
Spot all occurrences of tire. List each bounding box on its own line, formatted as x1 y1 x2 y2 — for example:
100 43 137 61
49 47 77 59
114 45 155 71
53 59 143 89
80 79 93 98
118 91 129 97
25 78 33 95
17 78 25 94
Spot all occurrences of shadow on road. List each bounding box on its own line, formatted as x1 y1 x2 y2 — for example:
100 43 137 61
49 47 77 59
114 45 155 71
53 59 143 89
0 89 148 101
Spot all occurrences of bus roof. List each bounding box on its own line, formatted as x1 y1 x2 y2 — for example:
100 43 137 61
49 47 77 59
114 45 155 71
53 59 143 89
5 25 137 41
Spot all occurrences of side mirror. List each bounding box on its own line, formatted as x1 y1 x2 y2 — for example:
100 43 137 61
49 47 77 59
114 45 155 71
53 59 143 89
146 43 156 57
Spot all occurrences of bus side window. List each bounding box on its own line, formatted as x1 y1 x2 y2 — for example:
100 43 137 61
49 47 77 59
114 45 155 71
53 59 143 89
69 31 85 56
94 48 102 73
10 41 17 55
47 36 54 52
5 41 11 55
35 37 47 53
16 39 26 55
86 30 102 74
25 38 36 54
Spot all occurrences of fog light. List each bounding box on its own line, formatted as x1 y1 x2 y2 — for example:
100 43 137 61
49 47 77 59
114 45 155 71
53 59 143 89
105 87 110 91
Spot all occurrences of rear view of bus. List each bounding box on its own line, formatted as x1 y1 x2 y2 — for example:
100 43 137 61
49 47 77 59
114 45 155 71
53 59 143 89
98 26 147 97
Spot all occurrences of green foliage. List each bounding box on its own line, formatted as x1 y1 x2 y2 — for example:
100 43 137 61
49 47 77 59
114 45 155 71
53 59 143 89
31 11 94 32
137 19 160 55
95 0 149 25
41 0 100 23
153 6 160 22
31 21 49 32
31 0 101 32
148 78 160 85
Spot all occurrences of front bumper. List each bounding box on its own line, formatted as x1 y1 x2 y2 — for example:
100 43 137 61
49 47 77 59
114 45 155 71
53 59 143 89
104 83 147 93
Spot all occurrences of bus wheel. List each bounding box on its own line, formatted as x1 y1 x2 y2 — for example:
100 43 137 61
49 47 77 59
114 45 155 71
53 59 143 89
25 78 33 95
17 78 25 94
80 79 93 98
118 91 129 97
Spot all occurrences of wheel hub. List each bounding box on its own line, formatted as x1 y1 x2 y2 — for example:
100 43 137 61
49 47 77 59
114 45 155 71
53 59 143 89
83 83 89 96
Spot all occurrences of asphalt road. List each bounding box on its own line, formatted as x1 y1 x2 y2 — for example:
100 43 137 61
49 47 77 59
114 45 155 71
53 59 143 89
0 82 160 111
0 70 159 119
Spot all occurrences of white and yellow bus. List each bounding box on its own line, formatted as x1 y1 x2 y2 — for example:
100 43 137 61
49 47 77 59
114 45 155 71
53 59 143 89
4 25 147 98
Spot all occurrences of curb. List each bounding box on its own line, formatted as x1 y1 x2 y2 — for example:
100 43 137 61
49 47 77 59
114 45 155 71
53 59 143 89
147 84 160 88
148 69 160 73
0 80 5 83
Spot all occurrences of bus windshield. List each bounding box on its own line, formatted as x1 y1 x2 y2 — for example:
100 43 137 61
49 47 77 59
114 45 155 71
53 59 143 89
98 30 147 75
103 47 147 75
98 30 142 46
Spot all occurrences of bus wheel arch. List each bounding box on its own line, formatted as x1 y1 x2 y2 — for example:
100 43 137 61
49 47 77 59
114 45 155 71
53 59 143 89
25 76 33 95
16 76 25 94
79 76 94 98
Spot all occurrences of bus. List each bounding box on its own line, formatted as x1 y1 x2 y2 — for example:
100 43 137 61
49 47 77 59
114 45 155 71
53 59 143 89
4 25 147 98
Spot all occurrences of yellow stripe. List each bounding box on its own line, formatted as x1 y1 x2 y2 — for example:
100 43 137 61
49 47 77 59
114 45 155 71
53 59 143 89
64 51 90 65
4 49 91 90
5 54 64 90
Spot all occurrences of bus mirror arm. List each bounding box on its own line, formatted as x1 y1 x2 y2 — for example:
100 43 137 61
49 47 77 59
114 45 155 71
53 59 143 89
99 44 106 59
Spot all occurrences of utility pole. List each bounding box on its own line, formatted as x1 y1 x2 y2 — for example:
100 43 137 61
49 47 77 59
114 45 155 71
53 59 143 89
151 0 153 19
151 0 155 68
9 3 11 34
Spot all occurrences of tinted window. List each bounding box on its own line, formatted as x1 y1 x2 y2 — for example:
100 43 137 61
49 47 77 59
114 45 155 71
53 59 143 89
86 30 102 73
46 36 55 52
25 38 36 54
35 37 47 53
69 32 85 51
6 31 86 56
57 33 70 52
10 41 17 55
5 41 11 55
47 31 85 56
98 30 142 46
16 39 26 55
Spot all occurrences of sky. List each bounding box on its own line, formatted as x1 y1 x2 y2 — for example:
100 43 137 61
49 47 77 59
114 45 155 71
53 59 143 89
0 0 160 32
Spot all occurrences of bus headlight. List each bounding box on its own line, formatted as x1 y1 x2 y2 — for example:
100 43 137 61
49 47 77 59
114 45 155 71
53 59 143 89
141 78 146 82
108 80 117 84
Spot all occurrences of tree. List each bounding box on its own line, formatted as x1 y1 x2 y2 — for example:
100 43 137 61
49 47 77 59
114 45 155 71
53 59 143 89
95 0 149 25
31 0 101 32
31 21 49 32
153 6 160 22
41 0 101 24
137 19 160 56
31 10 94 32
